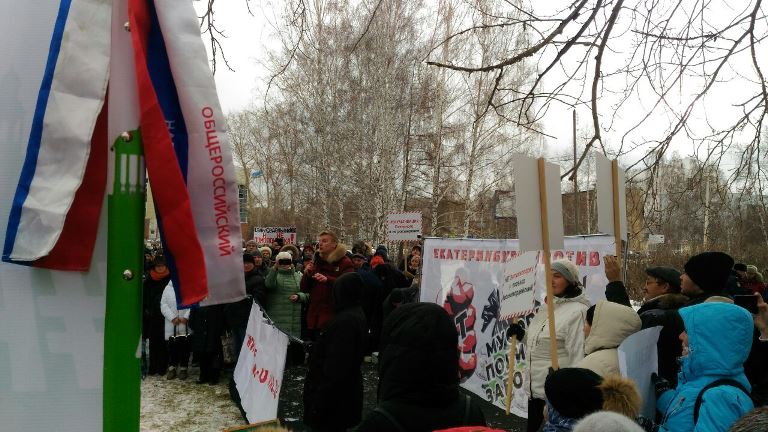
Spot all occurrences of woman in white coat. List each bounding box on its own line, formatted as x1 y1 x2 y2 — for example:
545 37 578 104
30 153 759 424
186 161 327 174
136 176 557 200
160 283 191 379
507 259 591 432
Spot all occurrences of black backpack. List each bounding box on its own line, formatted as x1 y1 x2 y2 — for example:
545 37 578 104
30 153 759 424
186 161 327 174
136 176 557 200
693 378 751 425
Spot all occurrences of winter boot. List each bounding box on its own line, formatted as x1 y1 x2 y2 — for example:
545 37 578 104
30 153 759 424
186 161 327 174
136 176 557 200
166 366 176 380
178 367 188 380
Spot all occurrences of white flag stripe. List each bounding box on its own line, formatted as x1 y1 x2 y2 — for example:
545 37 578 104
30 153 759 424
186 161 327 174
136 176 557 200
9 0 111 261
154 0 246 305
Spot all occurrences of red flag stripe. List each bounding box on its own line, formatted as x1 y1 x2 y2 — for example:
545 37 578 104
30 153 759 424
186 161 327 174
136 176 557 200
128 0 208 305
33 103 108 271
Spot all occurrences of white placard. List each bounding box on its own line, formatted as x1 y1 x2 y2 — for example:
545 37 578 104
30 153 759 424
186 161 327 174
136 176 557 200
234 303 289 424
595 153 627 241
253 227 297 244
386 211 422 241
618 326 663 419
500 251 539 320
420 235 616 417
512 155 564 252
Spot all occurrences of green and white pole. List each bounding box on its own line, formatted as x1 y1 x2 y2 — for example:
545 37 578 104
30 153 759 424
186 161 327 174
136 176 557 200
103 129 145 431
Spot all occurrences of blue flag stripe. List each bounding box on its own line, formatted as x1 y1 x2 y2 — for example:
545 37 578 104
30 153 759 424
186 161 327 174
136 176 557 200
3 0 74 262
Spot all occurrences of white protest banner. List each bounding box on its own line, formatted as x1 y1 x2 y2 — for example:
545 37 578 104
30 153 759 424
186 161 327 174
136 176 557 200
253 227 297 245
420 235 615 417
500 251 539 320
386 212 422 241
619 326 663 419
234 303 289 424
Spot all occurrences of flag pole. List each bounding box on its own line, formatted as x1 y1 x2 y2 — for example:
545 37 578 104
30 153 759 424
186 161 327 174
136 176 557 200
538 158 559 370
103 130 145 431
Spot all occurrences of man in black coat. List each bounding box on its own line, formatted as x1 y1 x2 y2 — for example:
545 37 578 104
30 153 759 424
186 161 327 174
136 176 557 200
604 255 687 386
355 302 486 431
303 272 368 431
224 253 267 364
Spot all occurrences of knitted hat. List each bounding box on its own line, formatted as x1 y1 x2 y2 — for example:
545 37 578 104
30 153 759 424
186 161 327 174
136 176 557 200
645 266 682 292
351 253 366 260
746 265 759 274
275 251 293 263
242 253 256 265
545 368 604 419
573 411 644 432
152 255 167 267
683 252 734 293
245 239 258 247
551 259 580 285
734 263 747 272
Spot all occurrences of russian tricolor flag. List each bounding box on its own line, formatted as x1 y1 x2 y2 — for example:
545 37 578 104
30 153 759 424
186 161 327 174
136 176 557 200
3 0 245 307
2 0 111 271
129 0 246 306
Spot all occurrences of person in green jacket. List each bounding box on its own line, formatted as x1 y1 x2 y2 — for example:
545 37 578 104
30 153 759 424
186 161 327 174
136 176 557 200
266 251 306 366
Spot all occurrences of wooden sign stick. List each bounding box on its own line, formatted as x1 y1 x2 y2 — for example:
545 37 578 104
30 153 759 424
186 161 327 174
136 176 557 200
538 158 559 370
505 317 519 415
611 160 622 270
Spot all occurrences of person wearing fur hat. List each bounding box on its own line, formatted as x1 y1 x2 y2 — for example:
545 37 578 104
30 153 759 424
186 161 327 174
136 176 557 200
265 251 305 366
653 302 754 431
143 256 172 375
507 259 591 432
743 265 766 295
245 239 259 256
545 369 646 432
258 246 273 264
576 301 641 377
300 231 354 340
603 256 689 386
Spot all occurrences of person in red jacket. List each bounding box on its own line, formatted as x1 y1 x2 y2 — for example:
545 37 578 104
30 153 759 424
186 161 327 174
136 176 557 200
301 230 354 340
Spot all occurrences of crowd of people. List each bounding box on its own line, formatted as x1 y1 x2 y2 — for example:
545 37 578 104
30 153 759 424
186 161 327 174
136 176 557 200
141 234 768 432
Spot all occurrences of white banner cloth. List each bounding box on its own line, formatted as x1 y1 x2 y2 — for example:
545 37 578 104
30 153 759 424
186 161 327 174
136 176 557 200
234 303 289 424
420 235 615 417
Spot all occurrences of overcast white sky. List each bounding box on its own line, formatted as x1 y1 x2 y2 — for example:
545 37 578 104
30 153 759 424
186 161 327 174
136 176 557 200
195 0 767 172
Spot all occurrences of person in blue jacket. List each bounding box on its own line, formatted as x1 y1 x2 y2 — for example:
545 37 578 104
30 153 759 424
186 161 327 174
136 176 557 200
654 301 754 431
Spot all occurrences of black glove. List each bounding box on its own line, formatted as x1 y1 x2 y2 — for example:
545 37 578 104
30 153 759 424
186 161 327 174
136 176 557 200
651 372 672 398
507 322 525 341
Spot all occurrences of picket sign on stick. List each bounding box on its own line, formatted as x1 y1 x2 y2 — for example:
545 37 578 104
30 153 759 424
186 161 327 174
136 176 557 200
511 154 565 411
596 154 627 271
499 249 538 415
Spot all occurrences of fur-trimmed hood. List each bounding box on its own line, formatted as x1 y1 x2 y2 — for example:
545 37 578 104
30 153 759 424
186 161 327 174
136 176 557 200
317 243 348 264
280 244 300 260
599 375 642 419
641 293 688 312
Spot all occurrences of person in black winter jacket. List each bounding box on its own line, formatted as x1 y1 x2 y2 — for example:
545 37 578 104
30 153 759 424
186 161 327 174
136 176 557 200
303 272 368 431
603 256 687 386
189 304 226 385
143 256 172 375
224 253 267 364
355 303 486 432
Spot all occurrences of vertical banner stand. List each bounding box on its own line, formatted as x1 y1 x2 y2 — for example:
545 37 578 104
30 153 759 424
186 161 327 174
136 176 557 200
611 160 622 270
537 158 559 370
103 130 146 431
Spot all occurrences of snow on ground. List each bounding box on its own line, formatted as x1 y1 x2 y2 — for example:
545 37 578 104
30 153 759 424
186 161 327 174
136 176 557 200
141 367 244 432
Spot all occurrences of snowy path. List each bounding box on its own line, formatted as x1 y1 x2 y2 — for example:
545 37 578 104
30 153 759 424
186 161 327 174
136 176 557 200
140 368 244 432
